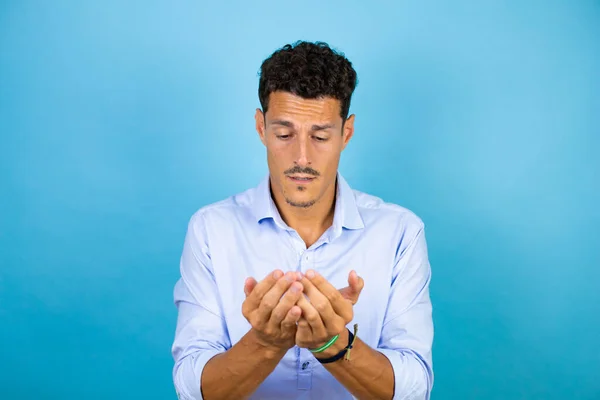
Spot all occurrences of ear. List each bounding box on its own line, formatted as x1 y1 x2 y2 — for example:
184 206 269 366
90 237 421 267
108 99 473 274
341 114 355 150
255 108 266 146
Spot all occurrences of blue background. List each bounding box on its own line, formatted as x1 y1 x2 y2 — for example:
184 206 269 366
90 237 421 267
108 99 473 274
1 1 599 399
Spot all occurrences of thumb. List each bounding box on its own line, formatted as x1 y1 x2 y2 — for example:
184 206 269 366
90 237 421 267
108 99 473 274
339 270 364 305
348 270 364 293
244 277 258 297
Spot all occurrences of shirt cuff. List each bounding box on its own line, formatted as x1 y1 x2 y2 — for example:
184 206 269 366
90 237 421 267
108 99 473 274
175 349 222 400
377 348 431 400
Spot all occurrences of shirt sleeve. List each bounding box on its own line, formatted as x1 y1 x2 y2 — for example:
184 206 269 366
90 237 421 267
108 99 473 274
171 212 231 400
377 223 434 400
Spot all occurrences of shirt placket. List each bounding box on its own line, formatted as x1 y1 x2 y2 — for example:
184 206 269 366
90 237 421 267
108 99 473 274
285 231 318 391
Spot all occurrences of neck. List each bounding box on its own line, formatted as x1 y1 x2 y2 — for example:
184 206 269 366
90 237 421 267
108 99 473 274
270 177 337 248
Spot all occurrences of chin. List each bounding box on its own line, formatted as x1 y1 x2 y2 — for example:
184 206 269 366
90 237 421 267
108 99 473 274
283 190 317 209
285 197 317 208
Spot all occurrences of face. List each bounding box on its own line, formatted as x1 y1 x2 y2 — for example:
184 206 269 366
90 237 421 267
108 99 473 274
255 91 354 209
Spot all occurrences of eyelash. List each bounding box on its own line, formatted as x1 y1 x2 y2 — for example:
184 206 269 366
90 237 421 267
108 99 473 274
276 134 328 142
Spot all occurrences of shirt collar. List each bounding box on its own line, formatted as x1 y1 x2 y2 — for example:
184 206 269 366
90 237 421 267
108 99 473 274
252 172 364 233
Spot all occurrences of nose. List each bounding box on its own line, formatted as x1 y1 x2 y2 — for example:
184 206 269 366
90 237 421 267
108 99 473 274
293 135 311 167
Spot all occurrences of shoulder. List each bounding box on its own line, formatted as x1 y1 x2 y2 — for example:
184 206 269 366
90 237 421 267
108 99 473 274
186 185 258 231
351 188 426 258
351 188 429 267
353 189 424 230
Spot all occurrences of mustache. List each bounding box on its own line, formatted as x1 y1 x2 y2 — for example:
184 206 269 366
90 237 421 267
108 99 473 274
284 166 320 177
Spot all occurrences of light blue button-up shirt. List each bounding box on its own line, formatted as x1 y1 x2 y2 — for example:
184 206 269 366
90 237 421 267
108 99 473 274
171 173 434 400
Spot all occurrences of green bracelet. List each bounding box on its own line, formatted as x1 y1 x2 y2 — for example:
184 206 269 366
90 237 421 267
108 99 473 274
309 334 340 353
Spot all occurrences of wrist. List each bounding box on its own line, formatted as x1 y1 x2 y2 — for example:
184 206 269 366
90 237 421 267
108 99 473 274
314 328 349 359
246 329 290 360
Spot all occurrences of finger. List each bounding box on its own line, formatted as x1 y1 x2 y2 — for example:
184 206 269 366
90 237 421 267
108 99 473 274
304 270 350 319
269 281 304 326
296 295 327 339
244 277 258 297
300 277 340 332
296 317 312 344
348 270 365 295
244 270 283 311
255 272 297 322
280 305 302 331
339 270 364 305
338 286 358 304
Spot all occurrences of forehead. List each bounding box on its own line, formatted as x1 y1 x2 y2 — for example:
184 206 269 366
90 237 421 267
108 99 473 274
266 91 342 124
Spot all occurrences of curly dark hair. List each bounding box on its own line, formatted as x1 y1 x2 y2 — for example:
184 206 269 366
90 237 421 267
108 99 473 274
258 41 358 121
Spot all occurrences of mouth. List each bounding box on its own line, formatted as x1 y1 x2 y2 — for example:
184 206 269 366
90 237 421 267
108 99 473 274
287 175 316 184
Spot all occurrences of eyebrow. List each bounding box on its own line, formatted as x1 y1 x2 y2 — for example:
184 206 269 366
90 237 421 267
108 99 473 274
270 119 294 128
269 119 336 131
311 123 336 131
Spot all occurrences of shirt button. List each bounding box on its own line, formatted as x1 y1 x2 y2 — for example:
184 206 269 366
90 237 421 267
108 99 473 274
302 361 310 370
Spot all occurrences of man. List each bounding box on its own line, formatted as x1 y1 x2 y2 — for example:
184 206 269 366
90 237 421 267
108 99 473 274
171 41 433 400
